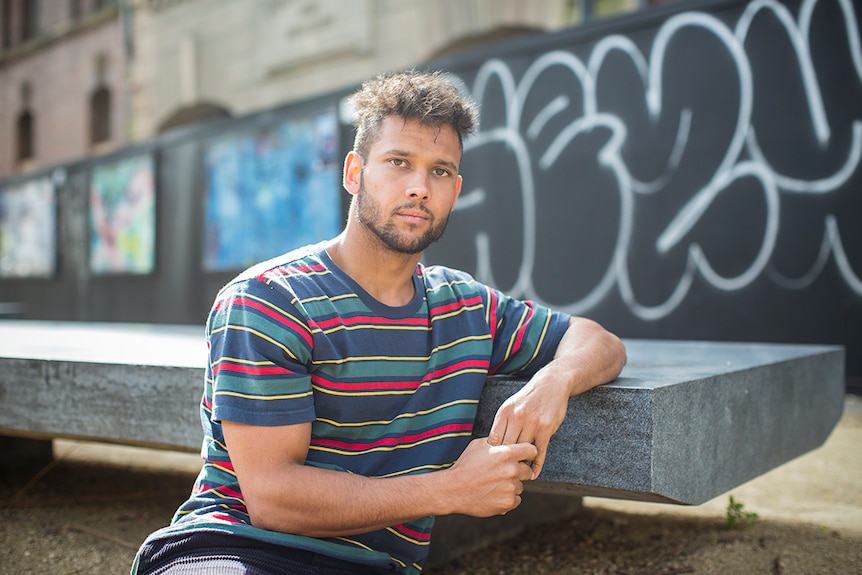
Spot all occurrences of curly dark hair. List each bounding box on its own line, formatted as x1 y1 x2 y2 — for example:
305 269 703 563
348 69 478 159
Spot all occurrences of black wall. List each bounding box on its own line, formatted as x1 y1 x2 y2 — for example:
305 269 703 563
0 0 859 389
424 0 862 389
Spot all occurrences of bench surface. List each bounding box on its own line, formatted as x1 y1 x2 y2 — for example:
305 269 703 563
0 320 845 505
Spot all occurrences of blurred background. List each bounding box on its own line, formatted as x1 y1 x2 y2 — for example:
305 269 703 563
0 0 859 393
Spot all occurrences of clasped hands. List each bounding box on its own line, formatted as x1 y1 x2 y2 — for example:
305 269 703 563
447 377 570 517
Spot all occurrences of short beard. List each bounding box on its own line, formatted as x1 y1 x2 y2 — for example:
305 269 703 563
355 173 450 255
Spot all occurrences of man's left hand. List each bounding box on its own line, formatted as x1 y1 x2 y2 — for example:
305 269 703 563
487 374 570 480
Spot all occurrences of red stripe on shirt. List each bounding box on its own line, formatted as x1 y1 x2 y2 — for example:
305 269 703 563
214 296 313 347
314 314 428 331
212 361 293 377
393 523 432 542
509 300 536 356
429 294 484 316
311 359 489 392
311 423 473 452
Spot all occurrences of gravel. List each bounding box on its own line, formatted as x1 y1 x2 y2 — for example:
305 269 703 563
2 397 859 575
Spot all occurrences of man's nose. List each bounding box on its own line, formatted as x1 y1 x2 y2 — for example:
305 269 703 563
405 171 430 201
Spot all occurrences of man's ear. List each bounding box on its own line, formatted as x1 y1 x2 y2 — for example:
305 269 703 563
343 151 363 196
451 174 463 212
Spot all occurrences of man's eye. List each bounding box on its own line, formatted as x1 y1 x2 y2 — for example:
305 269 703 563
390 158 406 167
433 167 450 177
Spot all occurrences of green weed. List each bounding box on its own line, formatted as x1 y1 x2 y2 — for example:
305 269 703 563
726 495 759 530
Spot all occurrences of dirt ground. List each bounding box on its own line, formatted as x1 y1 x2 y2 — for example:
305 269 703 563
1 396 859 575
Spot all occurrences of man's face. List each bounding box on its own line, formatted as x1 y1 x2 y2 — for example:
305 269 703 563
349 116 462 255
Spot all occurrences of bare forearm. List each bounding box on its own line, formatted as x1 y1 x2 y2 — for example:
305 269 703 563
246 464 448 537
542 317 626 396
243 439 536 538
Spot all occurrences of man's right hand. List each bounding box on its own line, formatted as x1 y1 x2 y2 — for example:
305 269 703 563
444 438 538 517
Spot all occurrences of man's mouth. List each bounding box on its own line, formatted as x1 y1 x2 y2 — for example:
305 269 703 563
395 206 432 223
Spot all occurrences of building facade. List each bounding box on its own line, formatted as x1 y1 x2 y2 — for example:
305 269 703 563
0 0 129 178
0 0 649 180
128 0 583 139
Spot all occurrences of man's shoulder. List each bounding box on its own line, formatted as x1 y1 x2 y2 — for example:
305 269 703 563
420 264 487 297
421 263 472 282
239 243 326 279
219 242 328 295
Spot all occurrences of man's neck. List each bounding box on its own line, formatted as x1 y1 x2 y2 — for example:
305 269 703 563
326 231 421 308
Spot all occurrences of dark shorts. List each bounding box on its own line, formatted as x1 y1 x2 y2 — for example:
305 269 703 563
134 530 394 575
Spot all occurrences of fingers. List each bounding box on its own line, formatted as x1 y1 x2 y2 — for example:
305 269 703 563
502 457 533 516
526 426 552 479
518 459 534 482
487 414 505 446
503 420 528 445
454 439 537 517
488 394 562 480
504 460 535 514
489 402 535 446
483 439 538 473
506 440 538 464
530 444 546 480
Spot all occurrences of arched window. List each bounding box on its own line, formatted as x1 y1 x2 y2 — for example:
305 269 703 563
17 110 34 161
157 102 231 133
90 86 112 144
90 53 112 145
70 0 83 19
17 82 34 162
2 0 12 49
21 0 38 41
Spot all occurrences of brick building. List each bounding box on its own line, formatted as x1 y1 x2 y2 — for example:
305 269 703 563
128 0 582 139
0 0 647 180
0 0 128 178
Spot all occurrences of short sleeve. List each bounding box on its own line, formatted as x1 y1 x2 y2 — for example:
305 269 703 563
206 277 316 426
485 285 570 378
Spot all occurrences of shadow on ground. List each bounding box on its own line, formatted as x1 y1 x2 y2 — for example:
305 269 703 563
1 396 860 575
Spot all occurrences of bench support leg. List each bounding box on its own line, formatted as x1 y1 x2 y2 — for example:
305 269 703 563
0 436 54 469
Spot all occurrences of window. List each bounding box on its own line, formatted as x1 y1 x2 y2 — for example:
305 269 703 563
90 54 112 145
90 86 111 144
21 0 38 41
1 0 12 49
70 0 82 19
17 111 34 161
17 82 34 162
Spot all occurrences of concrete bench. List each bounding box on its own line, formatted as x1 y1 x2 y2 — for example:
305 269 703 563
0 320 845 503
0 320 846 562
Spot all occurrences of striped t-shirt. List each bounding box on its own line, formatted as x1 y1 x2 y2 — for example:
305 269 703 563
158 244 569 574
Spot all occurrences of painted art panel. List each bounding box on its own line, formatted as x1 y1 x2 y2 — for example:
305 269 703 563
0 177 56 278
203 110 341 271
89 154 156 275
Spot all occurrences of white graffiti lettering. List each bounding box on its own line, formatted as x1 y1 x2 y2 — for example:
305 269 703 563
442 0 861 320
